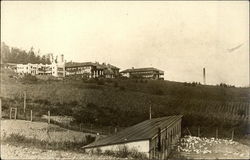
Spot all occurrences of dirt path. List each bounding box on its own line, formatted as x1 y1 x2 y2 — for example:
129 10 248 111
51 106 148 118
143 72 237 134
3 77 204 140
1 144 120 160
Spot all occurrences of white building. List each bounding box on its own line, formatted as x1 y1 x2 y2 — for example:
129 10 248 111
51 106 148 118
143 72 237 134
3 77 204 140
16 54 65 78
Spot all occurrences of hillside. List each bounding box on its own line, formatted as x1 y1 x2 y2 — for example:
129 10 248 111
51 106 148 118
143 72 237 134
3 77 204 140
1 68 249 138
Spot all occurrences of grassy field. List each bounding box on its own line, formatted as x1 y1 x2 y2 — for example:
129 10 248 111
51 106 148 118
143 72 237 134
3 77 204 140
1 68 249 138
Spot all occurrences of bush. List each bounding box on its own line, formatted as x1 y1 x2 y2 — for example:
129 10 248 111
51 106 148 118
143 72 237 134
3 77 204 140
101 147 148 159
22 74 37 83
103 150 116 156
3 133 93 151
119 86 125 91
113 82 119 88
5 133 26 143
129 148 148 160
116 145 129 158
97 80 105 85
85 135 96 144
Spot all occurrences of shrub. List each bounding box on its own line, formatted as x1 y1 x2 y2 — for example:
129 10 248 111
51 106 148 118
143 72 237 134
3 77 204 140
102 147 148 159
129 148 148 160
103 150 116 156
96 148 102 155
119 86 125 91
97 80 105 85
113 82 119 88
22 74 37 83
85 135 96 144
5 133 26 143
116 145 129 158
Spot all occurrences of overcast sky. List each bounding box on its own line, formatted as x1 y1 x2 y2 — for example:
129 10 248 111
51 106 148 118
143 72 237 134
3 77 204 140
1 1 249 86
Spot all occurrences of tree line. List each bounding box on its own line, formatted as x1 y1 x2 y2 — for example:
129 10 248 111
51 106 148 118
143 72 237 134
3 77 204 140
1 42 51 64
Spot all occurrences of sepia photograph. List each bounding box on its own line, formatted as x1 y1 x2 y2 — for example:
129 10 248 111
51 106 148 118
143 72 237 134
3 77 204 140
0 1 249 160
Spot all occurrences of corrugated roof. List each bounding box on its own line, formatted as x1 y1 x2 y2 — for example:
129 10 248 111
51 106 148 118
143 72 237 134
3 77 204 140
83 115 182 149
120 67 164 74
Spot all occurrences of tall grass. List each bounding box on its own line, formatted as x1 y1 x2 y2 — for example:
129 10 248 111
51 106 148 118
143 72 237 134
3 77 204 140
2 133 95 151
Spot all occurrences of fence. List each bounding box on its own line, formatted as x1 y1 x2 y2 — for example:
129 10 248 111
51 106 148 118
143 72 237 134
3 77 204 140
182 126 241 141
6 106 116 135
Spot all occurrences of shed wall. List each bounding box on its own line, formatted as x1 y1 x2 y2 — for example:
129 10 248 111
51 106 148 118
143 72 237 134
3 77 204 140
85 140 150 157
149 119 182 160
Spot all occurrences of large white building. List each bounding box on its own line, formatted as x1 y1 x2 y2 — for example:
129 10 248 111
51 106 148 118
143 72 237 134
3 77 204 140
16 54 65 77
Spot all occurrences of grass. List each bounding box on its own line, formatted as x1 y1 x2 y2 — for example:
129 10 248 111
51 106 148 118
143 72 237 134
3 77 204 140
1 133 95 151
90 146 148 160
1 68 249 139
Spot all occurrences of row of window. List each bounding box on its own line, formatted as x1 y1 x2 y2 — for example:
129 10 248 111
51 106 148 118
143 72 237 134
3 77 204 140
66 66 91 71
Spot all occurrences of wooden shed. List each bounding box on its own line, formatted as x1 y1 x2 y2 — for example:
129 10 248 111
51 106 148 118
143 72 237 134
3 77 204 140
83 115 182 159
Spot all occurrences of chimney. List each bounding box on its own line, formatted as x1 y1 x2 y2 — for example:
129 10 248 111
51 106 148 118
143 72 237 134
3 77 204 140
203 68 206 85
61 54 64 64
50 54 54 63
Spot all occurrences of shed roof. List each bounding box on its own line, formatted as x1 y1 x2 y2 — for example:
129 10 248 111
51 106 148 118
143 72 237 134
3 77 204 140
83 115 182 149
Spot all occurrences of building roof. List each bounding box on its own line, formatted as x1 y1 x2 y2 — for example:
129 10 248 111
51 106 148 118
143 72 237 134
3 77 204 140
120 67 164 74
66 62 96 68
65 62 119 70
83 115 182 149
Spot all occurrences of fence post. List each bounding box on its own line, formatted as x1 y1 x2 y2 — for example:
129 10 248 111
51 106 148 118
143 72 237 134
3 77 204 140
24 91 26 120
186 127 192 136
198 126 200 137
48 110 50 124
14 108 17 120
9 107 12 119
231 129 234 140
91 124 93 133
216 128 218 139
30 110 33 122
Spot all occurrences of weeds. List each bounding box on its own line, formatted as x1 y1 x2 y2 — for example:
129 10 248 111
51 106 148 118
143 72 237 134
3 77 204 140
96 146 148 159
2 133 95 151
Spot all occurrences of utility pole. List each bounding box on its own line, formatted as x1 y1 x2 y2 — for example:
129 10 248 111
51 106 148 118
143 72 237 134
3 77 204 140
149 104 152 120
24 91 26 119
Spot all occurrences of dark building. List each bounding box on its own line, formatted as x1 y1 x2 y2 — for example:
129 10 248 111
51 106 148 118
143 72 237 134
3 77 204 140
65 62 119 78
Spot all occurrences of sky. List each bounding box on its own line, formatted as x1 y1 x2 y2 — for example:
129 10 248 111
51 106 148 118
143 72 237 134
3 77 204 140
1 1 249 87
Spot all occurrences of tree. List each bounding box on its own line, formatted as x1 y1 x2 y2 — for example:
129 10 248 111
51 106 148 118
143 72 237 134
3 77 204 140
1 42 11 63
1 43 52 64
